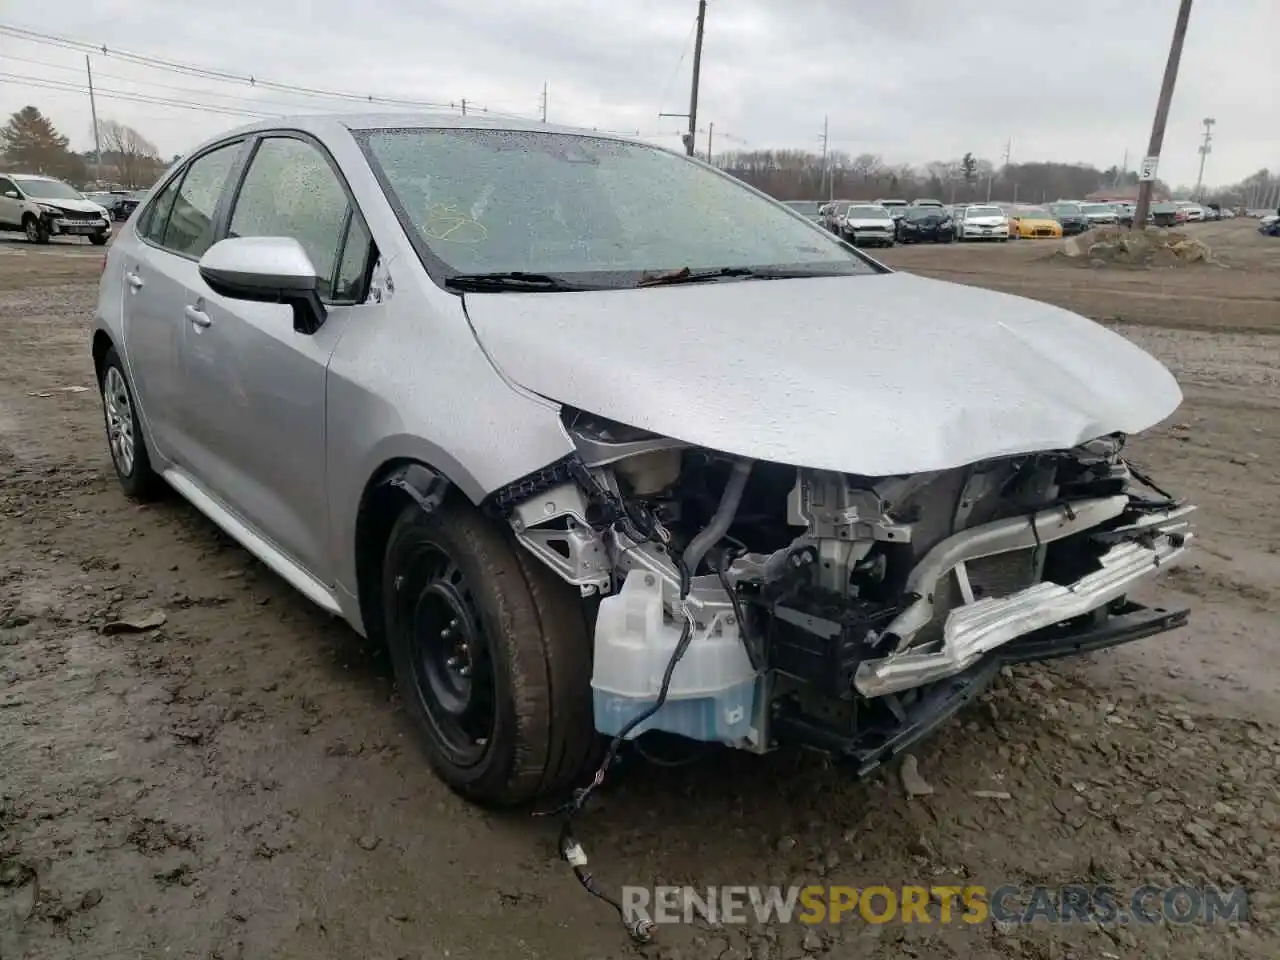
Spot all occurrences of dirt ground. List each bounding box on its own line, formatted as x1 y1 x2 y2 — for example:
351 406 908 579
2 220 1279 960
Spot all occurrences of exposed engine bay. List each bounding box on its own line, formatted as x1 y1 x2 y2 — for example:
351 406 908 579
490 408 1195 772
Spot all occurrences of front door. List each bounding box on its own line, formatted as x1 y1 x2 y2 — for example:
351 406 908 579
119 141 245 462
177 134 376 581
0 177 23 229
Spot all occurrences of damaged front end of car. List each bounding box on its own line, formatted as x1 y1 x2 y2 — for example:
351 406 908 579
486 410 1194 775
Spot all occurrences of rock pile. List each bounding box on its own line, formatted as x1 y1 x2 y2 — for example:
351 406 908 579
1058 226 1216 267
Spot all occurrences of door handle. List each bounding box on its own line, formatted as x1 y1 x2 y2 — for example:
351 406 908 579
184 305 212 329
126 271 144 291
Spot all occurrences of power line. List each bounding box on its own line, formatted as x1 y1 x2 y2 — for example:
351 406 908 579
0 72 279 118
0 52 427 115
654 15 699 117
0 21 517 116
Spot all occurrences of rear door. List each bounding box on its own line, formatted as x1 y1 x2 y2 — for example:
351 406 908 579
177 133 376 579
119 140 247 462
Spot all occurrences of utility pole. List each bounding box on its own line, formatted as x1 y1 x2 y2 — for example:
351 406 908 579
685 0 707 157
1134 0 1193 228
1193 116 1215 200
658 1 708 157
1002 138 1013 202
1115 148 1129 187
86 55 102 185
460 98 467 116
706 122 713 163
986 137 1010 201
540 82 548 122
818 115 830 202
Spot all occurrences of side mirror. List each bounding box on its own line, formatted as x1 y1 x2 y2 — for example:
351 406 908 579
198 236 327 334
3 190 18 199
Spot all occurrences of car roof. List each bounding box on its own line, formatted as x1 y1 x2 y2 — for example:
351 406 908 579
189 112 651 151
6 173 59 182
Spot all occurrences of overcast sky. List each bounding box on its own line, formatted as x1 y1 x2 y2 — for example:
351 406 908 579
1 0 1275 188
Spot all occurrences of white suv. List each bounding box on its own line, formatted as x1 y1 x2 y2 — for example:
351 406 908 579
0 173 112 245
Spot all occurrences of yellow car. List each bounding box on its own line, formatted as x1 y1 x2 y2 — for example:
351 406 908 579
1009 206 1064 239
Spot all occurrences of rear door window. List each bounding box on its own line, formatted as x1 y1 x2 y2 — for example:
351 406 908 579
137 176 182 244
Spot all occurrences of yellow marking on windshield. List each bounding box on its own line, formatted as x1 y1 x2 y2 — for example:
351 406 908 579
421 203 489 244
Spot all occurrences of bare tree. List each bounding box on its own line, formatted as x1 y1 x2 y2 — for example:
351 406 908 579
716 147 1164 206
851 153 883 180
94 119 163 188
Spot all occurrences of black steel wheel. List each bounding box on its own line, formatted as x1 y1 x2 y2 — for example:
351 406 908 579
400 548 496 767
382 497 598 807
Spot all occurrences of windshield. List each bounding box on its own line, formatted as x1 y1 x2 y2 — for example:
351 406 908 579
1018 207 1051 218
1050 204 1081 215
904 206 945 220
783 200 821 217
1081 204 1114 214
358 128 876 285
877 200 907 208
15 178 83 201
965 206 1003 218
846 205 888 218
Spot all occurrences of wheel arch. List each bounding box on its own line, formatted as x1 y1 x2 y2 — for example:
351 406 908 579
91 328 115 383
353 457 462 644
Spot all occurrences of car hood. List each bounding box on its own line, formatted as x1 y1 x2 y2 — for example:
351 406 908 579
30 197 104 214
1017 217 1059 228
464 273 1183 476
965 216 1008 226
847 217 895 228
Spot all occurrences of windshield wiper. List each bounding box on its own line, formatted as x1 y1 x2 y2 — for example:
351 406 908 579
444 272 586 292
636 266 835 287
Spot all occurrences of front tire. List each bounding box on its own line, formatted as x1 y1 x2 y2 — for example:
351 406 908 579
99 347 165 501
23 215 49 245
382 499 597 808
90 232 109 246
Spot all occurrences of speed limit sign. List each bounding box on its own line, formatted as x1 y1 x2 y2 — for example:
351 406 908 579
1139 156 1159 182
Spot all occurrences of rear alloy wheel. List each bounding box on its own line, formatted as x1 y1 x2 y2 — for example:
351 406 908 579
99 347 165 501
382 499 597 807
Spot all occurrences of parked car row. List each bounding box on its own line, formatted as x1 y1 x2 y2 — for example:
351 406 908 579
758 192 1252 254
83 189 145 222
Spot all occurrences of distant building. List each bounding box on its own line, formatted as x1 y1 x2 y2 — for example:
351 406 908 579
1085 186 1168 203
